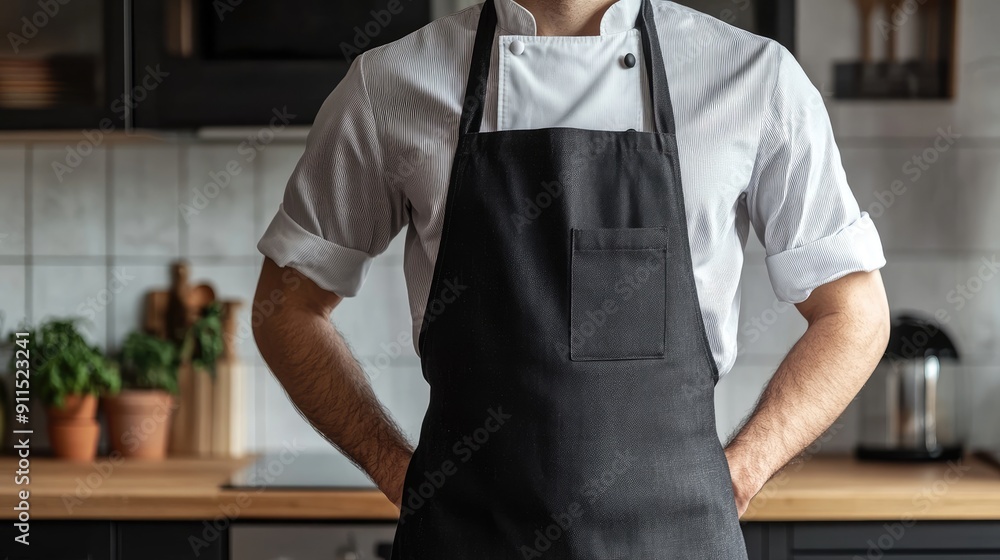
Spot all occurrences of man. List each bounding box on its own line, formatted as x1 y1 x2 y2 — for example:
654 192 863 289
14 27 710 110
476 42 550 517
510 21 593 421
254 0 890 557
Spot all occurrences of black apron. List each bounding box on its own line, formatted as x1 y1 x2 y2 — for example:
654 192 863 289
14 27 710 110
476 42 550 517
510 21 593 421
393 0 747 557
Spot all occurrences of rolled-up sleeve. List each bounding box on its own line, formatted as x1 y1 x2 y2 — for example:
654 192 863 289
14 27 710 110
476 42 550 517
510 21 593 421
747 45 886 304
257 52 407 297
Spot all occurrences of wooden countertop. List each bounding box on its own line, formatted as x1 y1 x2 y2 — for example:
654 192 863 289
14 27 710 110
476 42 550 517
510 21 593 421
2 455 999 521
742 453 1000 521
0 456 398 520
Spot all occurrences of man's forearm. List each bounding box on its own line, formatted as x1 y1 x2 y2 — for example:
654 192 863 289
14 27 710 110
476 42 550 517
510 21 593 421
724 271 890 514
253 281 413 505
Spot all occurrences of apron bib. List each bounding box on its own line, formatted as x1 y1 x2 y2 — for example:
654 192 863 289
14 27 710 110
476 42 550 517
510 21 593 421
393 1 747 557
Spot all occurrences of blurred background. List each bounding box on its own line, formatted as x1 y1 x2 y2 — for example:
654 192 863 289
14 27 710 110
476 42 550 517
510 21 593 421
0 0 999 559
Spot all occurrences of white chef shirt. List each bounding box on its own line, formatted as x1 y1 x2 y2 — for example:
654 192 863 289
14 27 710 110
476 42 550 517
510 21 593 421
257 0 886 376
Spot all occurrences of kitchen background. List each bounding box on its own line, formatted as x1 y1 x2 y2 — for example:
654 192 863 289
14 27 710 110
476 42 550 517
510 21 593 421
0 0 998 459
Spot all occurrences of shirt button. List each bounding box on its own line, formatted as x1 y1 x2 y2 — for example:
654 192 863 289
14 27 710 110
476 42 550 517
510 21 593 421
623 53 636 68
510 40 525 56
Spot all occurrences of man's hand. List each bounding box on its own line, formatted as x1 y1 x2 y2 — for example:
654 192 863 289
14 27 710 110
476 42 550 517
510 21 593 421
252 258 413 508
724 270 890 516
725 448 768 517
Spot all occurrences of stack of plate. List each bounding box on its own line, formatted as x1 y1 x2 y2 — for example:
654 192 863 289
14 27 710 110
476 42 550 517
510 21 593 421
0 56 97 109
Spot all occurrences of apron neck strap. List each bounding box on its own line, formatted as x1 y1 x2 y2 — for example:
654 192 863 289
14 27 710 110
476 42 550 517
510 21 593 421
459 0 676 136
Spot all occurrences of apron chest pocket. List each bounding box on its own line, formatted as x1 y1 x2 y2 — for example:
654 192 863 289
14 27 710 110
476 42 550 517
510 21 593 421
569 227 668 361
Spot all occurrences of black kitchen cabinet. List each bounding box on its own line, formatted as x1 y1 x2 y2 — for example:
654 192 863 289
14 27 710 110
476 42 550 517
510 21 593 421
0 0 430 130
0 521 222 560
0 0 126 131
0 521 113 560
130 0 431 128
4 520 1000 558
118 521 224 560
742 522 767 560
748 521 1000 559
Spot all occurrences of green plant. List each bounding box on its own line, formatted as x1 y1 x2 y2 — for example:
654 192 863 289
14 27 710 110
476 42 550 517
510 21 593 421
180 302 225 375
119 331 180 393
8 319 120 408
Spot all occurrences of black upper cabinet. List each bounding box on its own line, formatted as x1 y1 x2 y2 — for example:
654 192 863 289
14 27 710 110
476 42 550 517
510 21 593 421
130 0 431 128
1 0 789 130
667 0 795 54
0 0 126 130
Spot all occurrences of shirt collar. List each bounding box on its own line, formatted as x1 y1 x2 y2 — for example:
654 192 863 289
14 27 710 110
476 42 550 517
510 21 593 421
494 0 643 36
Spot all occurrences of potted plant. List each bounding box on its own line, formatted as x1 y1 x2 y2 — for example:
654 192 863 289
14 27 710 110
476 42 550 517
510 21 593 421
104 331 179 459
9 320 120 461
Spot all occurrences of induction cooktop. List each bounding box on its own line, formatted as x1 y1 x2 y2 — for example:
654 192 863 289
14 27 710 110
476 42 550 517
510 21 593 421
978 449 1000 473
225 451 379 490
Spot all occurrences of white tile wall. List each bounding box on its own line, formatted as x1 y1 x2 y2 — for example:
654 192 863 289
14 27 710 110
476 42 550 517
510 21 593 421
333 260 416 363
842 145 959 251
735 263 806 360
183 145 257 257
31 145 107 256
111 144 181 257
31 264 109 348
0 147 26 256
0 266 26 332
966 366 1000 448
107 263 173 347
261 367 337 452
715 365 772 442
949 254 1000 363
256 144 304 240
954 148 1000 252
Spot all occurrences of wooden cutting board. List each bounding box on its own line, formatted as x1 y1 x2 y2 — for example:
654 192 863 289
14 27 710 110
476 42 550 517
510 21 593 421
143 260 245 457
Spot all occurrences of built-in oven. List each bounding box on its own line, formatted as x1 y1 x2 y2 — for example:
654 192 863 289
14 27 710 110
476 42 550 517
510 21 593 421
131 0 431 127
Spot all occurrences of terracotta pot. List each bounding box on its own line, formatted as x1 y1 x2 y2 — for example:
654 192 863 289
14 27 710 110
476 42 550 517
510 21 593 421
104 390 175 460
48 419 100 461
47 394 98 423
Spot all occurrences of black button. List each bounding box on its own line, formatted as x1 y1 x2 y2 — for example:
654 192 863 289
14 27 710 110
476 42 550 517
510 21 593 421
623 53 636 68
627 128 636 132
